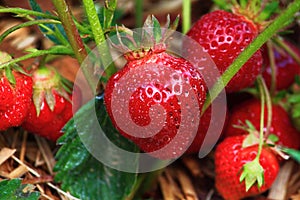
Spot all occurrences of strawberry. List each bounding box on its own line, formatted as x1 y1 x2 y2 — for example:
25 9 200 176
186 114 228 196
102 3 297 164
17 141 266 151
262 39 300 90
215 135 279 200
186 10 263 92
0 51 33 131
22 66 74 141
225 98 300 149
104 16 207 159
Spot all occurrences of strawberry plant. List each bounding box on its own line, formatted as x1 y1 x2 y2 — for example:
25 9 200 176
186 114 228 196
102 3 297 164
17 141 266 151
0 0 299 199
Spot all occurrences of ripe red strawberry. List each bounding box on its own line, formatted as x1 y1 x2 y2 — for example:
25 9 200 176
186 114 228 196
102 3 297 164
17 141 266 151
22 66 74 141
225 98 300 149
262 39 300 90
215 135 279 200
186 10 263 92
0 52 33 131
104 16 207 159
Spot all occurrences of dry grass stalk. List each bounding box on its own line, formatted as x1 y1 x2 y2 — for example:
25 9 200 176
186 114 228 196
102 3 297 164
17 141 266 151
20 131 28 162
268 160 294 200
159 165 199 200
35 136 56 175
291 190 300 200
8 165 28 179
181 155 204 178
0 147 16 165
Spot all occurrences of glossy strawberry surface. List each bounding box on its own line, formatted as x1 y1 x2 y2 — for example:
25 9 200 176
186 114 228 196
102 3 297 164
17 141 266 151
187 10 263 92
21 67 74 141
0 71 33 130
104 51 207 159
22 91 73 141
215 135 279 200
185 103 228 154
262 40 300 90
225 99 300 149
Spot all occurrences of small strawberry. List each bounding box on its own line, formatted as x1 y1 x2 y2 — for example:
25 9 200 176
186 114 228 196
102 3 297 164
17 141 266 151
186 10 263 92
225 98 300 149
262 39 300 90
104 16 207 159
215 135 279 200
22 66 75 141
0 51 33 131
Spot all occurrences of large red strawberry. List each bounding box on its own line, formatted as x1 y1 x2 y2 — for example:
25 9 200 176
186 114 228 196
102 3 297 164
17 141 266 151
0 51 33 131
225 98 300 149
215 135 279 200
22 66 75 141
186 10 263 92
104 16 207 159
262 39 300 90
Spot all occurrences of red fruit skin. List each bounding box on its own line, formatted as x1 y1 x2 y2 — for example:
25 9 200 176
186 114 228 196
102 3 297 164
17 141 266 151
0 71 32 130
186 10 263 92
215 135 279 200
225 99 300 149
185 104 228 154
22 91 73 141
104 51 206 159
262 40 300 90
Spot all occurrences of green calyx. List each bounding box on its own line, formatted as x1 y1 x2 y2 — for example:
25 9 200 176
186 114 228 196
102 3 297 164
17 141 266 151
214 0 280 31
240 157 264 191
111 15 179 61
32 66 71 116
0 51 13 65
0 51 30 86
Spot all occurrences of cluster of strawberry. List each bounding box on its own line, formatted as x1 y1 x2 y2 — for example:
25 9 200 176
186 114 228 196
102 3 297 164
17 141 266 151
186 9 300 200
0 51 75 141
104 7 300 200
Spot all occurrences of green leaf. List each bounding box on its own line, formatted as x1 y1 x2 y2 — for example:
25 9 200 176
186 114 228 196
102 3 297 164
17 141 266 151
242 133 259 148
267 134 279 143
152 16 162 44
212 0 231 11
240 159 264 191
257 2 279 21
29 0 69 45
0 179 40 200
281 147 300 163
5 67 16 85
54 96 139 200
292 103 300 118
288 94 300 103
295 75 300 85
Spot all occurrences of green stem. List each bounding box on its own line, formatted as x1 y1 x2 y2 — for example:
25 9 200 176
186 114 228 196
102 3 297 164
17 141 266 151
262 76 272 138
0 19 61 44
83 0 106 47
104 0 117 29
203 0 300 112
182 0 191 34
51 0 99 93
256 76 266 161
135 0 143 27
0 46 73 69
0 7 59 19
126 169 163 200
82 0 117 79
273 36 300 65
266 41 277 96
51 0 87 64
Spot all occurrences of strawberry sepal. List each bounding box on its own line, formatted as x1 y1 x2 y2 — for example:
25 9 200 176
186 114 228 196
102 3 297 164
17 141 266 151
31 66 72 116
240 158 264 191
